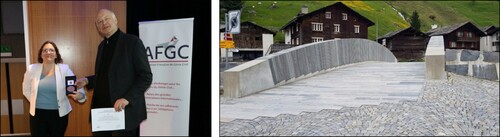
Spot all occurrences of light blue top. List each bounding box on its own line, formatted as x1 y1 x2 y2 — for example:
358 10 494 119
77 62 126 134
35 73 58 110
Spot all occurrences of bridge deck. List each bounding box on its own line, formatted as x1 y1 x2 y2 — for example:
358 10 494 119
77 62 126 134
220 62 425 122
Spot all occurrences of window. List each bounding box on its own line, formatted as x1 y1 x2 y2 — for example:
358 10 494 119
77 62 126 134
334 24 340 33
312 37 324 42
291 39 294 45
296 38 300 45
457 32 463 37
325 12 331 19
297 24 300 32
462 42 465 48
312 22 323 31
342 13 347 20
255 36 261 40
451 42 456 48
354 25 360 33
471 42 475 48
467 32 472 38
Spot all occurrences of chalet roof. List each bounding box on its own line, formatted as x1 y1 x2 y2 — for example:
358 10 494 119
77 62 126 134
479 26 495 32
220 21 276 36
377 28 409 40
377 27 428 40
280 2 375 30
426 22 485 37
479 25 499 35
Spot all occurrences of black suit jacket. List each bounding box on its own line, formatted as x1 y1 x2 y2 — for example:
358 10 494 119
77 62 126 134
87 30 153 130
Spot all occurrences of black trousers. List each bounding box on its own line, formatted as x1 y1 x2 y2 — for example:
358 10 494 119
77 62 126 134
30 109 68 136
92 127 140 136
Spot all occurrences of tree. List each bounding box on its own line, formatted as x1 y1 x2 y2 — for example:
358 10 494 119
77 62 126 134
409 10 421 31
220 0 244 22
220 0 244 11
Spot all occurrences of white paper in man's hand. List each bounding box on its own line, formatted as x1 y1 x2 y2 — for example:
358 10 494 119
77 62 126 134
91 108 125 132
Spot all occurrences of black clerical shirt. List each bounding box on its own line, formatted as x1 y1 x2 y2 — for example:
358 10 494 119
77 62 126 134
93 29 121 108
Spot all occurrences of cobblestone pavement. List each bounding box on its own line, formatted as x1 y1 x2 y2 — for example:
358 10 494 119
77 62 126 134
220 73 500 136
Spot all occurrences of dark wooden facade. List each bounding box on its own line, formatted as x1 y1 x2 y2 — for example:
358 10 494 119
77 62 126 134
220 21 275 60
220 21 276 49
427 22 485 50
377 27 430 61
281 2 374 46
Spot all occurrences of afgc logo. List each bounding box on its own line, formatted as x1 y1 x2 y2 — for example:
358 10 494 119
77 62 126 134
146 36 190 60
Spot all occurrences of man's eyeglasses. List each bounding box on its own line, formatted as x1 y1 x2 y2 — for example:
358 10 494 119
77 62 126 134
96 17 112 25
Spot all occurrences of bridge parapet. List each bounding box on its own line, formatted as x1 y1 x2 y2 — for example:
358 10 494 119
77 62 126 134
223 38 397 98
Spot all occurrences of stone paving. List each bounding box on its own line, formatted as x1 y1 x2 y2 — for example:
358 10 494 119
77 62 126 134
220 73 500 136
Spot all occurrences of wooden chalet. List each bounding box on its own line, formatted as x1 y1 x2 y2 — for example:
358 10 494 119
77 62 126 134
377 27 430 61
426 22 485 50
280 2 374 46
220 21 276 60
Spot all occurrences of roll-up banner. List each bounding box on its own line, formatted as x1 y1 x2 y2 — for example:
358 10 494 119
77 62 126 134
139 18 194 136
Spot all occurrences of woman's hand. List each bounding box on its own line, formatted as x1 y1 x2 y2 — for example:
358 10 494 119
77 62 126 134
68 91 84 101
75 78 88 90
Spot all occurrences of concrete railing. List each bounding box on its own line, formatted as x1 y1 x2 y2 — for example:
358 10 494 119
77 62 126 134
425 36 447 80
445 49 499 81
223 38 397 98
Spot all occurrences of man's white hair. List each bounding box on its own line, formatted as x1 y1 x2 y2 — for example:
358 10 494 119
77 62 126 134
97 9 117 21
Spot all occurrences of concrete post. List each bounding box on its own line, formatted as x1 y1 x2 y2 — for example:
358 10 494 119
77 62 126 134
425 36 447 80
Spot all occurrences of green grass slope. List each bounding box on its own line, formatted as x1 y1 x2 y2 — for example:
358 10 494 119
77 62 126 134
229 1 499 43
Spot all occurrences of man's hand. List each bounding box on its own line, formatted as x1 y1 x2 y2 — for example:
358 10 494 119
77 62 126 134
75 78 88 90
114 98 129 112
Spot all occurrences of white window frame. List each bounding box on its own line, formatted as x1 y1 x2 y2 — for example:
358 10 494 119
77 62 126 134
457 32 463 37
297 24 300 32
451 42 456 48
296 38 300 45
471 42 475 48
354 25 360 33
467 32 472 38
312 37 324 43
462 42 465 48
342 13 348 20
334 24 340 33
312 22 323 31
325 12 331 19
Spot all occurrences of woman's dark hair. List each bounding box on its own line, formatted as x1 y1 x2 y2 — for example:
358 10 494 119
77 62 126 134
37 41 63 64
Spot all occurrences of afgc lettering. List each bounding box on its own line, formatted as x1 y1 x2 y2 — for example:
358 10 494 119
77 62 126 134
146 45 189 60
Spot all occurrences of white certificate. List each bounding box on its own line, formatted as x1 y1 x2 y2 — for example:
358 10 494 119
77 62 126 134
91 108 125 132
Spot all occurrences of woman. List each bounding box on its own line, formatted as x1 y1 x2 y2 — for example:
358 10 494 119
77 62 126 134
22 41 86 136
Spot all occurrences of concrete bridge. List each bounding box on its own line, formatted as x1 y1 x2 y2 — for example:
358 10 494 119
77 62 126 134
221 38 423 121
223 38 397 98
219 37 499 136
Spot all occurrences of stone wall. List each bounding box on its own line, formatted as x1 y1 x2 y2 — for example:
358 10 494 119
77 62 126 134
223 38 397 98
445 49 499 81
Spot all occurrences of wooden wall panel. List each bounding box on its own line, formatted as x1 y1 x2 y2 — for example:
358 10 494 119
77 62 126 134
27 1 126 136
7 63 28 133
1 63 10 134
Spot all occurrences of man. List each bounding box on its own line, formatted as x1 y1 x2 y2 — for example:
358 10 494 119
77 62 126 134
76 9 152 136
